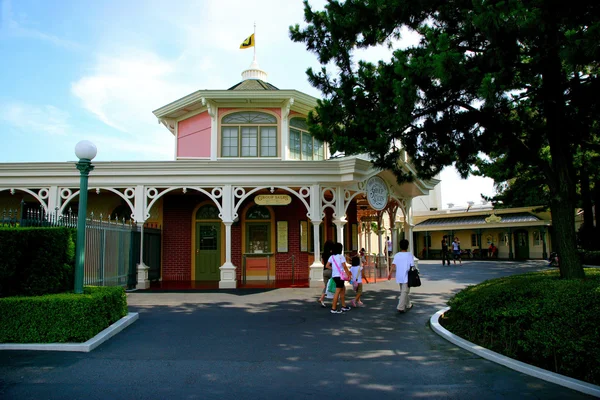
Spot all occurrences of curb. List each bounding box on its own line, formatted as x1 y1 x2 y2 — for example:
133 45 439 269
0 312 139 353
430 307 600 398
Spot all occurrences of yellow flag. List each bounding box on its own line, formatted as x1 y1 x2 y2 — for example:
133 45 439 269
240 34 255 49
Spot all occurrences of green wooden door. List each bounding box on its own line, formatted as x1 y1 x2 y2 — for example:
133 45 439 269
514 230 529 260
195 222 221 281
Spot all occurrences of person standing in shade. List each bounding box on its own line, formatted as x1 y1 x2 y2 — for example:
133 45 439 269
388 239 414 313
452 237 462 265
326 242 352 314
318 240 335 307
386 236 393 257
441 235 451 266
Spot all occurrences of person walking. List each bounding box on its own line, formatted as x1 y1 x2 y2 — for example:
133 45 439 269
452 237 462 265
441 235 451 266
349 255 368 308
388 239 414 313
326 242 352 314
386 236 393 257
318 240 335 307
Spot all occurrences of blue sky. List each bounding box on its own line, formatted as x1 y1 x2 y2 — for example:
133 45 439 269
0 0 494 208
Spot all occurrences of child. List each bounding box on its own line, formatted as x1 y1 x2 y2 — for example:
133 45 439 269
350 256 368 307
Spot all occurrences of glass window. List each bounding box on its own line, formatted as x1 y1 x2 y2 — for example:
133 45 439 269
260 127 277 157
289 117 325 160
222 127 239 157
314 139 324 160
223 111 277 124
241 127 258 157
302 132 313 160
471 234 481 247
246 205 271 220
289 129 301 159
221 112 277 158
196 204 220 220
500 232 508 246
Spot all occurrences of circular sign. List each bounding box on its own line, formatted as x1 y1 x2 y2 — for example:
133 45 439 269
366 176 389 211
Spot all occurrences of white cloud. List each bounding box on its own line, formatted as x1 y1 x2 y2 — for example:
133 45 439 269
0 103 70 136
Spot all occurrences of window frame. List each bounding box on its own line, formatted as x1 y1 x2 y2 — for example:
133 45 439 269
221 111 278 158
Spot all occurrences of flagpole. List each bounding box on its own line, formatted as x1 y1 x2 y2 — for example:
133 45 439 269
253 22 256 62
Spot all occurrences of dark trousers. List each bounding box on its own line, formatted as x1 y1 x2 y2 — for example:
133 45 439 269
441 250 451 265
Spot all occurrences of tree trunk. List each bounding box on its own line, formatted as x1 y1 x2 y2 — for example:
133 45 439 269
580 161 594 250
540 5 585 279
550 198 585 279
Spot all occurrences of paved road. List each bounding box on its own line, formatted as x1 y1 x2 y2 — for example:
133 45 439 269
0 260 595 399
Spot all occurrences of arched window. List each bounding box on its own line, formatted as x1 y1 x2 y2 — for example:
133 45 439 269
196 204 220 220
246 205 271 220
289 117 324 160
221 111 277 158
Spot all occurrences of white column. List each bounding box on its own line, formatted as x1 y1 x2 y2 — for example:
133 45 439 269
219 185 237 288
46 186 61 216
333 186 347 250
133 185 149 290
281 98 293 161
309 220 323 287
308 184 323 288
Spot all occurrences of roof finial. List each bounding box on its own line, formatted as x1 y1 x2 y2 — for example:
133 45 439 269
241 22 268 81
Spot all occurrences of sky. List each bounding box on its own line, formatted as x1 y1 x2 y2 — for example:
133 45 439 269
0 0 495 209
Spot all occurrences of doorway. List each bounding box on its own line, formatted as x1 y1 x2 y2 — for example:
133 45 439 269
194 204 222 281
513 229 530 260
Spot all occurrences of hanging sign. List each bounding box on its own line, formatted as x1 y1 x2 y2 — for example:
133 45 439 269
255 194 292 205
366 176 389 211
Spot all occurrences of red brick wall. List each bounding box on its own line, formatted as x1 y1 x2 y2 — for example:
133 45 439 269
162 195 203 281
161 191 359 282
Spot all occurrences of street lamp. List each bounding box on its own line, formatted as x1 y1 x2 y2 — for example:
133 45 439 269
74 140 97 294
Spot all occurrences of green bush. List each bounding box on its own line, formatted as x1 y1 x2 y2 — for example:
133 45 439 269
0 227 76 296
440 268 600 385
0 286 128 343
578 250 600 266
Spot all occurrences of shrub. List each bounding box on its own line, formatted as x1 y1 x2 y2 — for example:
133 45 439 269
0 286 128 343
440 268 600 385
0 227 76 296
578 250 600 266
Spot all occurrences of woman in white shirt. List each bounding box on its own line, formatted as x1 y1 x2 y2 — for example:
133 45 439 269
388 239 414 313
325 242 353 314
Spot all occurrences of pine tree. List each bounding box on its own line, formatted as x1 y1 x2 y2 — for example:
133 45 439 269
290 0 600 278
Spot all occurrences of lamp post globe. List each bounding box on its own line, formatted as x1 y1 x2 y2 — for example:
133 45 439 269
75 140 97 161
74 140 96 294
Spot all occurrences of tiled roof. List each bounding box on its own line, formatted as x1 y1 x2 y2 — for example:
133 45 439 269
415 212 541 228
228 80 279 91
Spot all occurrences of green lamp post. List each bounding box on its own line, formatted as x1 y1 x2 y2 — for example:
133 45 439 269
74 140 97 294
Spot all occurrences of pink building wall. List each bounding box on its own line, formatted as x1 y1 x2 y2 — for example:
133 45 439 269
177 111 211 158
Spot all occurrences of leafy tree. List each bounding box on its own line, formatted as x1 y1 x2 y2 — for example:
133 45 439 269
290 0 600 278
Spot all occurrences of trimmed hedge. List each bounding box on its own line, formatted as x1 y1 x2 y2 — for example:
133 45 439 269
440 268 600 385
0 286 128 343
0 227 76 297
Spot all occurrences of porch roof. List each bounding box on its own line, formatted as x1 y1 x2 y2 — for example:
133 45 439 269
414 212 550 232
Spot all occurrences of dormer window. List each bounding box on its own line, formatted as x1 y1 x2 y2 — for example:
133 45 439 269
289 117 324 160
221 111 278 158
